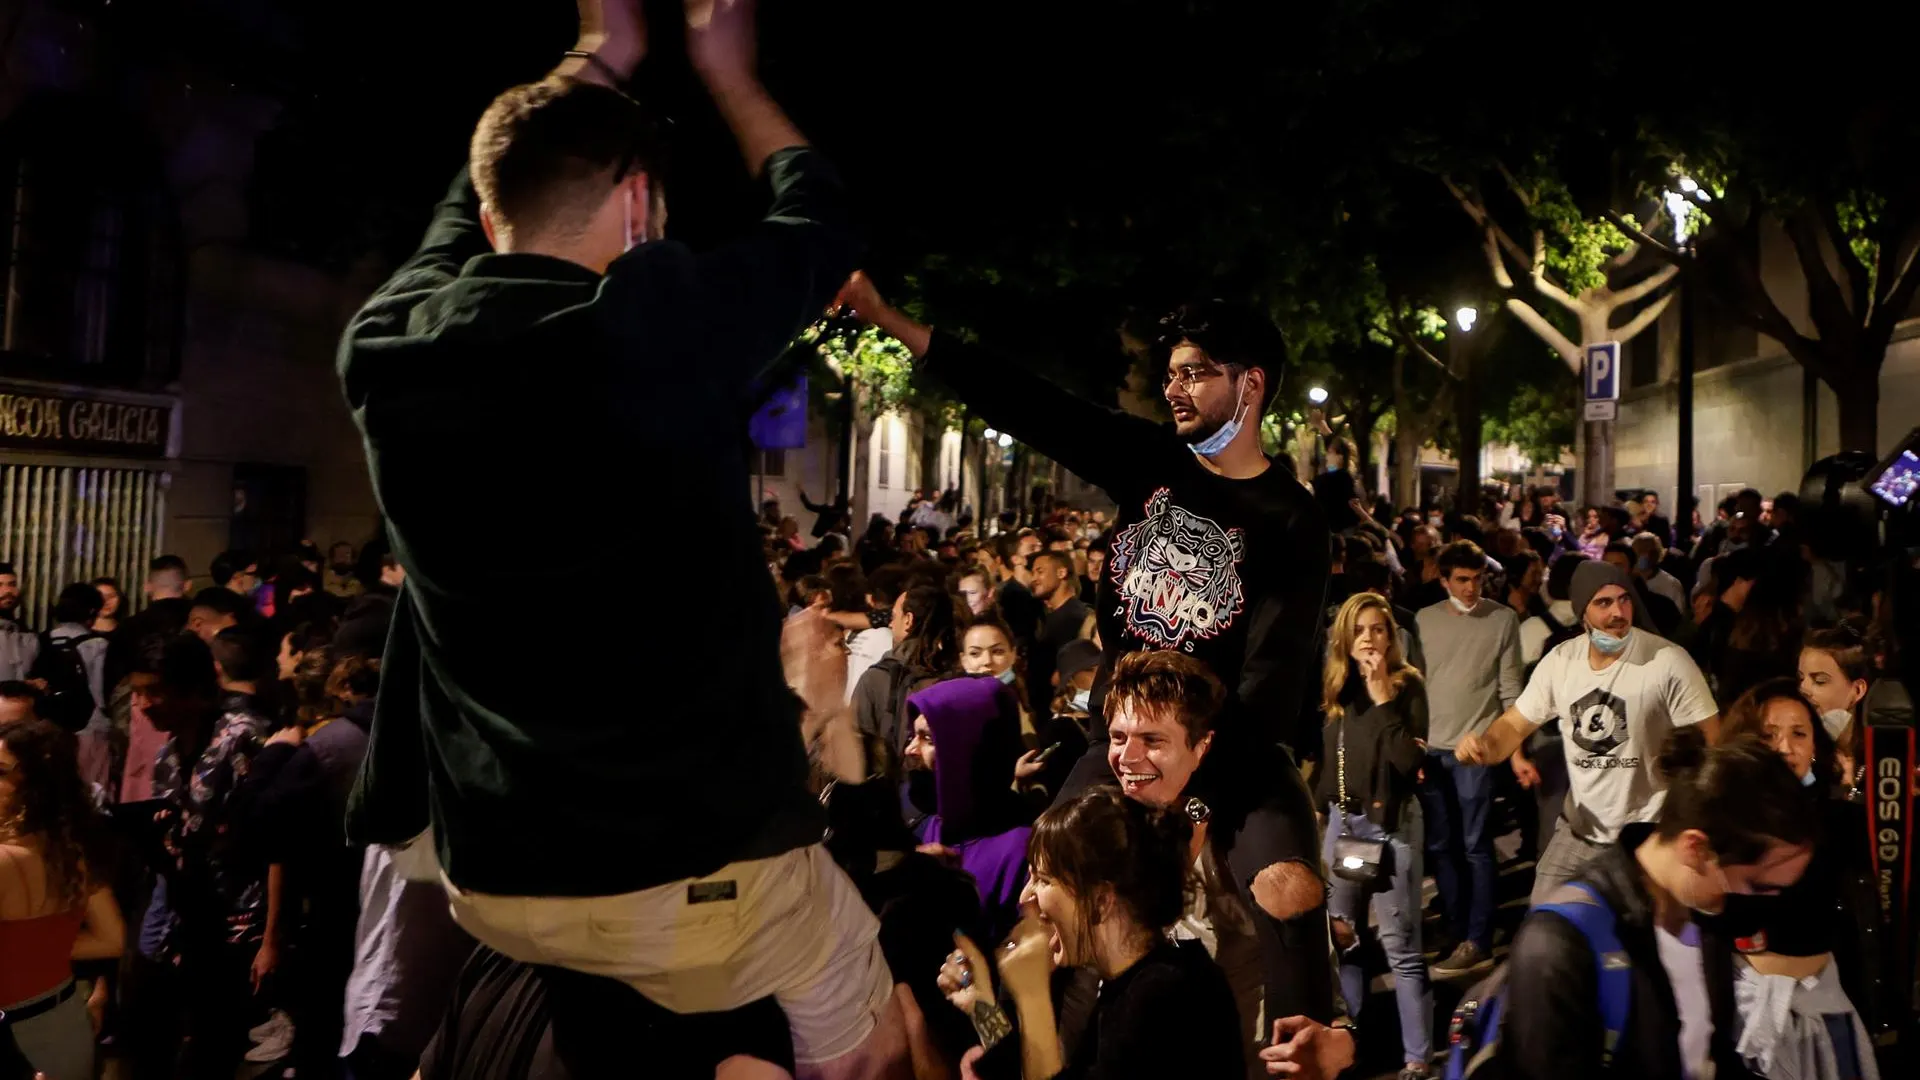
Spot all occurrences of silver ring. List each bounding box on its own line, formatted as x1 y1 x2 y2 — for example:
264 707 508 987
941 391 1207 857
959 969 972 988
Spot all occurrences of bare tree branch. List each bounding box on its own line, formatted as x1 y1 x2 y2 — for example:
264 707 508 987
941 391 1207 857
1608 262 1681 308
1605 211 1683 263
1495 162 1534 208
1503 297 1583 372
1481 223 1515 291
1526 230 1582 314
1611 290 1675 343
1781 208 1860 343
1871 210 1920 336
1609 206 1664 269
1691 233 1834 383
1389 312 1462 382
1812 197 1872 319
1443 175 1533 270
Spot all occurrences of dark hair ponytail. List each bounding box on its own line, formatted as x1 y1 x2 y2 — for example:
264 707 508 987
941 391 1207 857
1655 727 1819 865
1029 789 1193 932
1656 725 1711 779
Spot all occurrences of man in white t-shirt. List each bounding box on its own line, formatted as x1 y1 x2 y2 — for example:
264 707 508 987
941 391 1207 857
1456 560 1720 905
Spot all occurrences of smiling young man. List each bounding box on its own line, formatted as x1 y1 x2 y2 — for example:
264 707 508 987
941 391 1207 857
1101 650 1339 1074
837 276 1335 1041
1457 560 1722 905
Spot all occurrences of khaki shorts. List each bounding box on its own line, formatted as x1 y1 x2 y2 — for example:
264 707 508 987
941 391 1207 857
443 844 892 1064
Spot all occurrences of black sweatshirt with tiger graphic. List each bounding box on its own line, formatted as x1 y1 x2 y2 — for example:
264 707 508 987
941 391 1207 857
917 333 1331 753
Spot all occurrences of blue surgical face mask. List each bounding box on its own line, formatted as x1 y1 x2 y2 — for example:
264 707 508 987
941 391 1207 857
1070 689 1092 712
1187 375 1251 458
1636 556 1655 573
1800 770 1818 788
1589 627 1631 655
995 667 1017 686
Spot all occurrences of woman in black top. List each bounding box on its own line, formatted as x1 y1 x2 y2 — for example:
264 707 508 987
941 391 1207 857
1715 679 1884 1076
938 789 1244 1079
1312 593 1430 1080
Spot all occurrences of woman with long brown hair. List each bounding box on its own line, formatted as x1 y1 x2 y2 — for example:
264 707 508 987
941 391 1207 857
936 789 1245 1078
1313 592 1431 1079
0 718 126 1080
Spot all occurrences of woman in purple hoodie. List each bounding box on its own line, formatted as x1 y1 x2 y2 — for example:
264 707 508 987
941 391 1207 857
903 676 1034 941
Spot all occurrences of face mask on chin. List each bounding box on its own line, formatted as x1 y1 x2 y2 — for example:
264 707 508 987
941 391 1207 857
1070 689 1091 712
1589 627 1631 655
1187 375 1250 458
995 667 1017 686
1448 595 1475 614
1819 708 1852 741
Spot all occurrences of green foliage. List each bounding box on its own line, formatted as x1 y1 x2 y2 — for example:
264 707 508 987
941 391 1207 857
1481 381 1575 469
1834 191 1887 289
1478 339 1579 469
1521 173 1641 296
799 322 962 426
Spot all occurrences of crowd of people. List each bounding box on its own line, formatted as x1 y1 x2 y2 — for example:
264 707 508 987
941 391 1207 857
0 538 421 1080
6 1 1915 1079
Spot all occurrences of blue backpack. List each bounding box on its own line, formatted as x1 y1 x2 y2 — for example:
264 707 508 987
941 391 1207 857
1443 882 1633 1080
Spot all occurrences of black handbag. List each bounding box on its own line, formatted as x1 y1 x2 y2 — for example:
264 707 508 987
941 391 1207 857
1330 721 1390 885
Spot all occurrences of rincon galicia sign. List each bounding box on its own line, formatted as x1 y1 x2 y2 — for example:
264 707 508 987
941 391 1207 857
0 387 171 459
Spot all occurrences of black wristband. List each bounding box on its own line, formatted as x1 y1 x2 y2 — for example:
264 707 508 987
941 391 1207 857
562 50 626 86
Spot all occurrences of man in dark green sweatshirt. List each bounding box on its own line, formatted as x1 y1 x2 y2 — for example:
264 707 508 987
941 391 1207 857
336 3 903 1075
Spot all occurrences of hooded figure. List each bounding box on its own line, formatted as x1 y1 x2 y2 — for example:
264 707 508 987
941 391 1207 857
905 676 1033 939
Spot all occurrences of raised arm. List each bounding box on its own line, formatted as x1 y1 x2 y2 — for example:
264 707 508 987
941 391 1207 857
340 1 644 375
687 0 802 179
835 272 1161 494
599 0 856 389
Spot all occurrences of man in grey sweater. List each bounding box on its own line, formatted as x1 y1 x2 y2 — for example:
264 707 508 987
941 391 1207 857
1414 540 1521 977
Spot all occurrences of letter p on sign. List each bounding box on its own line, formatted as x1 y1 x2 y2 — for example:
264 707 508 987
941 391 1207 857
1585 343 1620 402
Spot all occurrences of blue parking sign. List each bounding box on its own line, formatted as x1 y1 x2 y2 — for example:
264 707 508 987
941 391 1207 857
1584 342 1620 402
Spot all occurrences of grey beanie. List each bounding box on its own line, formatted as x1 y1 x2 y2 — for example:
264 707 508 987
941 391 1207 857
1570 559 1635 622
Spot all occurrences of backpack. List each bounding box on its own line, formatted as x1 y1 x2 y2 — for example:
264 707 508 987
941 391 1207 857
32 630 104 733
1443 882 1632 1080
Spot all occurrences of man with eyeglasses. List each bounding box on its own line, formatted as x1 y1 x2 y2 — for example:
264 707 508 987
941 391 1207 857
834 272 1339 1041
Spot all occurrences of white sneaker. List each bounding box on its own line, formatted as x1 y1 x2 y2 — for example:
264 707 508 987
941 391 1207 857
248 1010 291 1044
245 1011 296 1063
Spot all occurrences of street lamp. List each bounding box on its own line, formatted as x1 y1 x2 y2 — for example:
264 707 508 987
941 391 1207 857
1454 307 1478 333
1307 386 1329 405
998 433 1013 449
